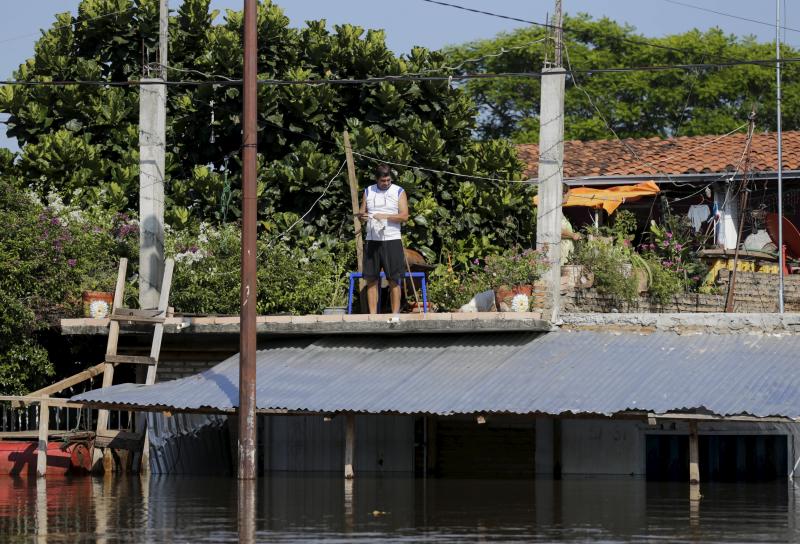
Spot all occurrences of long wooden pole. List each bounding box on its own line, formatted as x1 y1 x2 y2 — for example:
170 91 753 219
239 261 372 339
724 110 756 312
343 130 368 313
238 0 258 481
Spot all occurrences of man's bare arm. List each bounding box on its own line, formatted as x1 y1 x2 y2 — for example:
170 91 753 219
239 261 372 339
373 191 409 222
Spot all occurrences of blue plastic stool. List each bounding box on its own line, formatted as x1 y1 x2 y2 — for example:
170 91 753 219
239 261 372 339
347 272 428 314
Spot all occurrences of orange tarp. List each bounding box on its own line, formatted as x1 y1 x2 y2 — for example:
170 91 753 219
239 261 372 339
534 181 660 215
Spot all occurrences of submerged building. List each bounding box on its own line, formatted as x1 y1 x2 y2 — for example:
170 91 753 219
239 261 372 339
63 312 800 483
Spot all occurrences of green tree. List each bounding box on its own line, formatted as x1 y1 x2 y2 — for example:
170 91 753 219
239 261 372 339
1 0 535 263
444 14 800 142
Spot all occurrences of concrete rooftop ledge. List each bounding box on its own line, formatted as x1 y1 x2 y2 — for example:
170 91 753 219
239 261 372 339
60 311 551 336
561 312 800 335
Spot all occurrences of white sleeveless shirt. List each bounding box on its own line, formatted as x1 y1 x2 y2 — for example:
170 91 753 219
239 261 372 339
364 183 404 241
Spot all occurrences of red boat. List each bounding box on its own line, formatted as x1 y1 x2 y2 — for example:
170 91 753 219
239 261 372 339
0 441 92 476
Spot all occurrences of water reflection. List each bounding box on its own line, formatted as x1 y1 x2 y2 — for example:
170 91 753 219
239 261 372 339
0 475 796 542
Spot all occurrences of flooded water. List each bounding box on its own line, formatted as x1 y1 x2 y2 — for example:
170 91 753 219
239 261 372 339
0 475 798 542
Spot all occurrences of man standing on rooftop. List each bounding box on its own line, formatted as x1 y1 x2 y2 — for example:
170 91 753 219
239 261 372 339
358 163 409 314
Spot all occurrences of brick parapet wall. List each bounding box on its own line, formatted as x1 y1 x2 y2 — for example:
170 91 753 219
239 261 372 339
563 271 800 314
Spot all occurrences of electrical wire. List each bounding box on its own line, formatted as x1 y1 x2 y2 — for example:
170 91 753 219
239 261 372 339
0 7 137 45
658 0 800 34
419 0 752 63
351 151 534 184
563 41 755 188
146 37 548 84
4 55 800 87
267 159 348 244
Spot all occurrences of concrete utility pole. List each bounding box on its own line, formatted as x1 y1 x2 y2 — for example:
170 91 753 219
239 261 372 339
238 0 258 481
536 0 566 322
138 0 169 310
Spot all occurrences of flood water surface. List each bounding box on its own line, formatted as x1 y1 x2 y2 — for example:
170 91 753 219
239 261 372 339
0 475 798 542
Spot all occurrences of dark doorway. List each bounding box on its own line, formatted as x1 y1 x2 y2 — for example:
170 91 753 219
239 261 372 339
646 434 788 482
432 418 535 478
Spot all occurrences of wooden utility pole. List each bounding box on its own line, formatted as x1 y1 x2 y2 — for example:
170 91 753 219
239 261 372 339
343 130 368 313
238 0 258 481
535 0 566 321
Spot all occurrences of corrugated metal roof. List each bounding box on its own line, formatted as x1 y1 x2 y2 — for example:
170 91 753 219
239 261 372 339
72 331 800 418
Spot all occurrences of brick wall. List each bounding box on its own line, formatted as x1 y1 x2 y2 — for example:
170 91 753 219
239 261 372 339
563 271 800 314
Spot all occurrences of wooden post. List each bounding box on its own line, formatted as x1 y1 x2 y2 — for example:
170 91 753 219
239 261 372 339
93 259 128 472
344 414 355 479
36 396 50 478
343 130 368 313
36 477 47 542
689 421 700 485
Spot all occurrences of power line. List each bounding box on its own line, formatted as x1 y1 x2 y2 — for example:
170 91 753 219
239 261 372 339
658 0 800 34
3 56 800 88
0 7 137 46
148 38 548 84
419 0 749 62
352 151 534 184
267 159 348 244
420 0 555 29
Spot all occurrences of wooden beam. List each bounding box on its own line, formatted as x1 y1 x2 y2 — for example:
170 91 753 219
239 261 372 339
12 363 106 407
0 430 71 440
344 413 355 479
104 355 156 365
95 429 144 451
343 130 368 313
112 308 165 318
94 258 128 472
689 421 700 485
0 396 85 409
110 314 165 324
36 396 49 477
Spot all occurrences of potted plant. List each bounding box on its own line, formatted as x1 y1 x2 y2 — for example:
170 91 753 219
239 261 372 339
484 247 546 312
79 263 119 318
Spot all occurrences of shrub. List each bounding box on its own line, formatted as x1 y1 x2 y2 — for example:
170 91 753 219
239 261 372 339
645 257 686 304
0 182 129 393
482 246 546 288
574 236 638 304
427 263 491 312
641 215 707 290
166 223 356 316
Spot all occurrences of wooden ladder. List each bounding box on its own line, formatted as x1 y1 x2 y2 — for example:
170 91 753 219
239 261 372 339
91 257 175 473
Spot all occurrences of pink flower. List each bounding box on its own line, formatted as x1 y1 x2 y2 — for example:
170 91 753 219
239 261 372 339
675 244 683 251
67 259 77 267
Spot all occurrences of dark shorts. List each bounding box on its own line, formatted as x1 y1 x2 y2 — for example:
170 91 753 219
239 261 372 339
363 240 405 283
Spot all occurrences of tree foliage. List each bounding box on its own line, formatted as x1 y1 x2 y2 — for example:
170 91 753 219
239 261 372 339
1 0 535 263
0 180 134 394
444 14 800 142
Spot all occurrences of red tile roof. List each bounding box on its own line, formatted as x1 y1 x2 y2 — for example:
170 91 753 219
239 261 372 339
517 131 800 180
